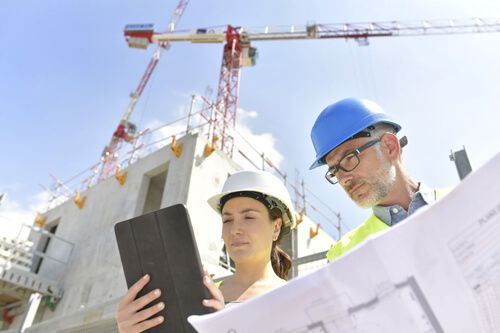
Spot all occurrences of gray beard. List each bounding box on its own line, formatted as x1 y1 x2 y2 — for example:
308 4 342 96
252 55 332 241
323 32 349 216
352 156 396 209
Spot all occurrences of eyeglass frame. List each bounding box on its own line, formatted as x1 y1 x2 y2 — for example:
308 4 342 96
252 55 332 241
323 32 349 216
324 138 381 185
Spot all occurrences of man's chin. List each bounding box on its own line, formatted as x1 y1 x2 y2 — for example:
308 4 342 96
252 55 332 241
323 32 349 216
354 200 375 209
352 193 378 209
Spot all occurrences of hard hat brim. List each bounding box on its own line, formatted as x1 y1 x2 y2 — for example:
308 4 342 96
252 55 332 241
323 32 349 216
309 118 401 170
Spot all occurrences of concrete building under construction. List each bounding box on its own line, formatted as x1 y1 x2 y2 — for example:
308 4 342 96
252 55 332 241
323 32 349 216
0 128 336 332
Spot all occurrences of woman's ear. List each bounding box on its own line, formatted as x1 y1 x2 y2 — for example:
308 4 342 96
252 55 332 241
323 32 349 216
273 218 283 241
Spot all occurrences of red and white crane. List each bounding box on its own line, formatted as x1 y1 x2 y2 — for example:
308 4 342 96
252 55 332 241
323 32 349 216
124 17 500 157
98 0 190 180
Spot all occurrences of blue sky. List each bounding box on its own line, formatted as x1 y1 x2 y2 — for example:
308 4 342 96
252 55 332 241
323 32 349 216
2 0 500 239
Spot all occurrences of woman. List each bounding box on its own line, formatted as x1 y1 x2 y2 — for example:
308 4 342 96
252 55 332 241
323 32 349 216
116 170 296 332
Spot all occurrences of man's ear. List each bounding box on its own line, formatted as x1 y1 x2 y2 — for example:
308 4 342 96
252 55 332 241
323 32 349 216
381 133 400 162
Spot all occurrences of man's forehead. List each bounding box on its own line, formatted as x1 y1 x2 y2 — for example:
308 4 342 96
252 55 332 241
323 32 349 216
325 138 367 164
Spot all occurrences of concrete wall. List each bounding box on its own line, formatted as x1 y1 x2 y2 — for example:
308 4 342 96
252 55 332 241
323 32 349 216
13 132 335 332
296 215 336 276
183 138 241 277
23 133 236 331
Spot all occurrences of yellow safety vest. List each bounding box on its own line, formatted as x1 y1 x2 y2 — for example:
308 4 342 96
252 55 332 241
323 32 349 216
326 188 450 262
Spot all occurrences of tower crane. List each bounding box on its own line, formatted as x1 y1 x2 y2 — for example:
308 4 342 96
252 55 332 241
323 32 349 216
98 0 190 180
124 17 500 157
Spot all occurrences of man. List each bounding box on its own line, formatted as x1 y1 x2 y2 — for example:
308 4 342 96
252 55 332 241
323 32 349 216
309 98 448 261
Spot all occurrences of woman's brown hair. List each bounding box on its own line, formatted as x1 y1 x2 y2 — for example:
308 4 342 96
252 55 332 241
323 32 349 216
269 207 292 280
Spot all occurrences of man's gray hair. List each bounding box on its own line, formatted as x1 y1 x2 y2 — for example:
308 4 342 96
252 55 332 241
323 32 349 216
370 123 398 138
370 123 404 160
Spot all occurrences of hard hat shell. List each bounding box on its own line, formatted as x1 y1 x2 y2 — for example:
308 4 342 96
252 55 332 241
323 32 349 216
309 98 401 169
208 170 296 234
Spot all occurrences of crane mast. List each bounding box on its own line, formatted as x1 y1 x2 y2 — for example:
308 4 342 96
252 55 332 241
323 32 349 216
98 0 190 181
212 25 249 157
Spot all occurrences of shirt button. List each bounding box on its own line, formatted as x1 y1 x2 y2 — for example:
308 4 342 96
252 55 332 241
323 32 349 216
391 208 399 214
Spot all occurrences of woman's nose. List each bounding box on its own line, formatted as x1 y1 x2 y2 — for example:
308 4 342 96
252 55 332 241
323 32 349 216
230 220 243 235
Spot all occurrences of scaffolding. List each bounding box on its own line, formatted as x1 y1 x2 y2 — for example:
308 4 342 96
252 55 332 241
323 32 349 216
0 225 74 329
40 94 344 241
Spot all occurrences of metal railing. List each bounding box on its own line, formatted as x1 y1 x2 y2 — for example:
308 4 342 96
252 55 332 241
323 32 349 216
39 95 344 240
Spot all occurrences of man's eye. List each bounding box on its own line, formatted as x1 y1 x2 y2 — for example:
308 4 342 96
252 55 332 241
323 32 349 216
222 219 232 224
340 153 356 164
244 216 255 220
345 154 356 161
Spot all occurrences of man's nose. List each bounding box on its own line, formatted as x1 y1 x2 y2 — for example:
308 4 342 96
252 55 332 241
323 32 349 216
337 169 353 187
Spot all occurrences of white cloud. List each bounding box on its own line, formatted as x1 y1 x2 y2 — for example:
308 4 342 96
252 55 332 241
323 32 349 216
139 119 191 154
230 108 284 171
237 108 258 120
0 191 48 240
135 106 283 172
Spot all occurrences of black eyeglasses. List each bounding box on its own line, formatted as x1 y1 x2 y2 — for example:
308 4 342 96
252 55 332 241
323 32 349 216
325 138 381 185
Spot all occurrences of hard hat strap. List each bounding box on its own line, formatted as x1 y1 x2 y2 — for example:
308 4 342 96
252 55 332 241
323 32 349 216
219 191 292 233
348 125 376 141
219 191 273 212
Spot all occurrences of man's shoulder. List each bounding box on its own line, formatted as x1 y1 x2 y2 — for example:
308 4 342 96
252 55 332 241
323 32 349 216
326 214 388 261
419 183 452 202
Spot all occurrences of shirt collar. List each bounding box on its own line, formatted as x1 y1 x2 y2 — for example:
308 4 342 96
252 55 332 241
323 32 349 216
417 183 436 204
372 183 436 226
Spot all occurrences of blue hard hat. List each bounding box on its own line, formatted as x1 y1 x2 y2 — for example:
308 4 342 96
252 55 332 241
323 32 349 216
309 98 401 169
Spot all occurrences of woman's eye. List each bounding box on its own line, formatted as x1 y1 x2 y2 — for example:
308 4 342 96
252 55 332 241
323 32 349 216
222 219 232 224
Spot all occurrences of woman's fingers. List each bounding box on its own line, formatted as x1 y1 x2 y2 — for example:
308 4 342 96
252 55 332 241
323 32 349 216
130 288 162 313
202 298 224 311
117 275 152 323
118 287 162 320
116 275 166 333
133 316 165 332
118 274 150 310
204 275 223 301
128 301 165 327
202 274 225 311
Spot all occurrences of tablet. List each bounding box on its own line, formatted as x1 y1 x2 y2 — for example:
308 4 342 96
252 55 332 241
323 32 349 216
114 204 215 332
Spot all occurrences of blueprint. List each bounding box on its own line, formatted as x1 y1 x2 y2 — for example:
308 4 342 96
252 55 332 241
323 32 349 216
188 151 500 333
447 202 500 332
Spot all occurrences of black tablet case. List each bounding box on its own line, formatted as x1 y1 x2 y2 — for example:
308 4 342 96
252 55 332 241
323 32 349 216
114 204 214 332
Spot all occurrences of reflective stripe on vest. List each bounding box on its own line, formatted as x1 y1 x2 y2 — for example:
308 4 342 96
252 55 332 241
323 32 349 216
326 188 450 262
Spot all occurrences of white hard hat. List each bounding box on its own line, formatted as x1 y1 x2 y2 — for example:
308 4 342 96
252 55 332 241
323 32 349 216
208 170 296 234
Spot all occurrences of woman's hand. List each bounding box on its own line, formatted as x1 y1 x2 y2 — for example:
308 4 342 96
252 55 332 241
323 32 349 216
115 274 165 333
201 272 225 311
